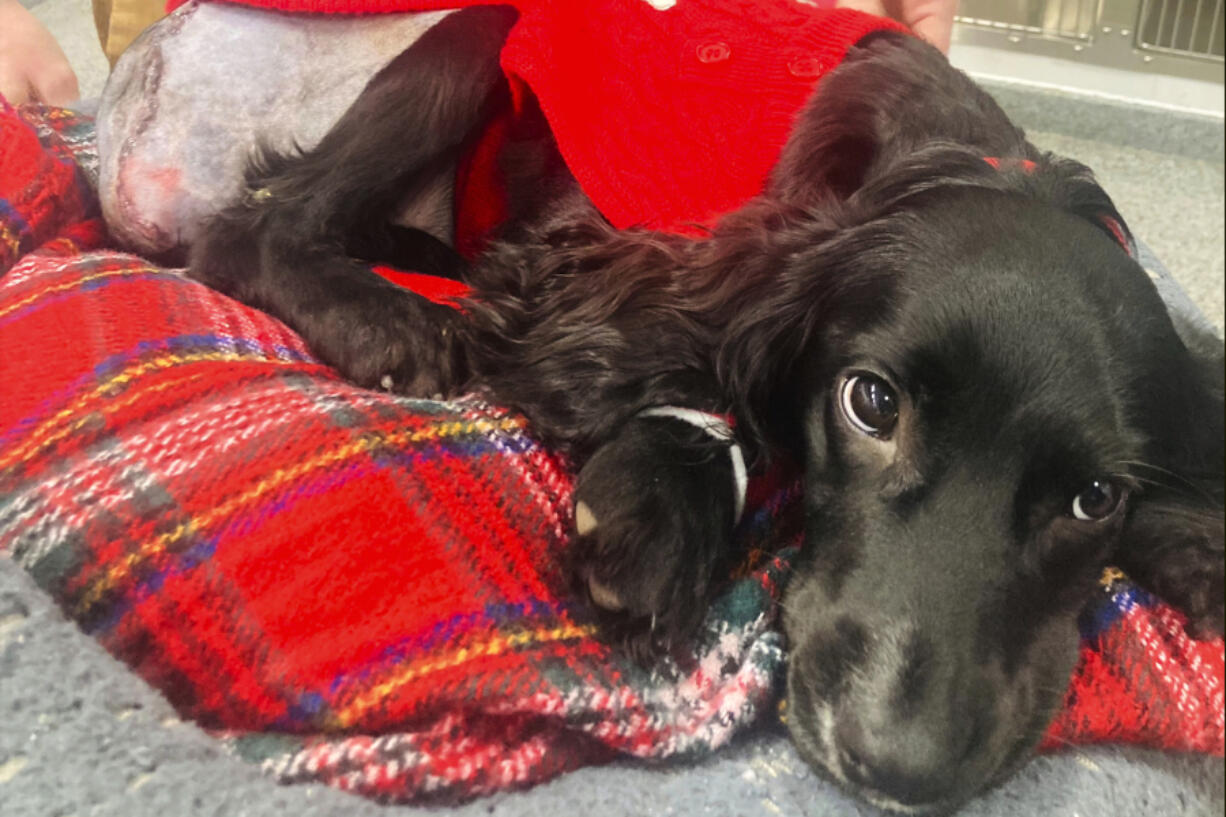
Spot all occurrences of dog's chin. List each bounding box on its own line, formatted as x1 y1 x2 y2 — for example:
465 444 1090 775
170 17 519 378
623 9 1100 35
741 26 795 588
786 725 967 816
786 720 1016 817
783 674 1057 817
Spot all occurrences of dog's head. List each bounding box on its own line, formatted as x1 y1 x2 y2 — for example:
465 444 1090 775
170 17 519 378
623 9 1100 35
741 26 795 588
720 32 1225 813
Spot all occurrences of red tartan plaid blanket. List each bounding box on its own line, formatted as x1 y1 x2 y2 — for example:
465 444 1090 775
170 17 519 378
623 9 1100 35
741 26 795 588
0 102 1222 803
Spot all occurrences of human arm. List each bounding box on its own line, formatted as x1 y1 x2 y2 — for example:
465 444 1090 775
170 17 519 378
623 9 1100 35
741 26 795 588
838 0 959 54
0 0 79 105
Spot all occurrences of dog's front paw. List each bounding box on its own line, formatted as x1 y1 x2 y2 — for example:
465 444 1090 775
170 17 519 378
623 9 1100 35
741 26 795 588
309 285 469 398
189 207 469 398
571 411 744 656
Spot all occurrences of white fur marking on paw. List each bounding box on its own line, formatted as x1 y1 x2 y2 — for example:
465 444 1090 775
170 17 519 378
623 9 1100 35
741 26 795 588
575 501 598 535
380 375 394 391
588 577 625 611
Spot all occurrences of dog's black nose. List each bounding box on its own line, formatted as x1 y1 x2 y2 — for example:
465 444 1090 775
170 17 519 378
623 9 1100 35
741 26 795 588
833 713 977 807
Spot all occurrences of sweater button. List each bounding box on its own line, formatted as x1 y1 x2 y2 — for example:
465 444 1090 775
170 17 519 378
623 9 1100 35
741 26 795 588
787 55 825 77
696 41 732 63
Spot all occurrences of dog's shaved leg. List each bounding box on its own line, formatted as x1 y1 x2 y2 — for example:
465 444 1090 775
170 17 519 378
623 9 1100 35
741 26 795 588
188 6 518 393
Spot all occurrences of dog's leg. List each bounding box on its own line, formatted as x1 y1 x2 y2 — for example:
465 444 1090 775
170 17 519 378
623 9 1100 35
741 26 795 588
188 6 517 394
348 225 467 282
464 219 757 653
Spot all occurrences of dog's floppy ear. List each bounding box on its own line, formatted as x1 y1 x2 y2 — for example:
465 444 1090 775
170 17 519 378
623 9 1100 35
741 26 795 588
767 31 1030 207
1037 160 1225 637
1025 163 1222 632
714 206 898 454
1115 314 1225 637
717 32 1026 450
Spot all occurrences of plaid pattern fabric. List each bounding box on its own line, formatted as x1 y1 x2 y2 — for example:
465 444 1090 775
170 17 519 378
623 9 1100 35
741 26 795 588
0 103 101 271
1044 570 1224 755
0 104 1221 804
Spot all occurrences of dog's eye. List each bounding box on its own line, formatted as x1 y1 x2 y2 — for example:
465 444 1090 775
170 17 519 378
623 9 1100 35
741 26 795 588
840 374 899 437
1071 480 1124 521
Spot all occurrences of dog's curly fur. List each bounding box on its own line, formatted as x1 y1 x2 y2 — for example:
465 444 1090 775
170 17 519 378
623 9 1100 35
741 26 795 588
187 8 1225 813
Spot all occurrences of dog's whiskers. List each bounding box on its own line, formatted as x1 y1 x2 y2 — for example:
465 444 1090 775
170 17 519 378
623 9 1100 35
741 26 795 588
1116 459 1217 504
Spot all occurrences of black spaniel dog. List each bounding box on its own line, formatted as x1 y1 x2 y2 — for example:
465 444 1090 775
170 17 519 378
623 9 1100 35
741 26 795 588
187 7 1224 813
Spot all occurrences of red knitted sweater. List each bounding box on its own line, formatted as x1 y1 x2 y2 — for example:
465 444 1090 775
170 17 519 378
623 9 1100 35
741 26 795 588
168 0 907 244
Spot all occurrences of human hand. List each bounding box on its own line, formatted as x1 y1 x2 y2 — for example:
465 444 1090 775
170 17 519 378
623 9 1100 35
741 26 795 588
0 0 79 105
838 0 959 54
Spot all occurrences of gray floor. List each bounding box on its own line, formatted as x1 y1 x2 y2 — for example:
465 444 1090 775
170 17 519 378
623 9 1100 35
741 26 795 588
1025 129 1224 329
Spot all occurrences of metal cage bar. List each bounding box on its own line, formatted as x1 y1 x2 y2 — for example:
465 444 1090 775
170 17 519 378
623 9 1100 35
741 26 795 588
1137 0 1224 57
956 0 1098 40
956 0 1225 63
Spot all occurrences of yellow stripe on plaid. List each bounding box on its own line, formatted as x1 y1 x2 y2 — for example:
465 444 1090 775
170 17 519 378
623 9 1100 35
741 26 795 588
31 234 100 260
0 349 315 474
331 622 596 730
0 220 21 259
73 414 527 616
0 265 161 320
